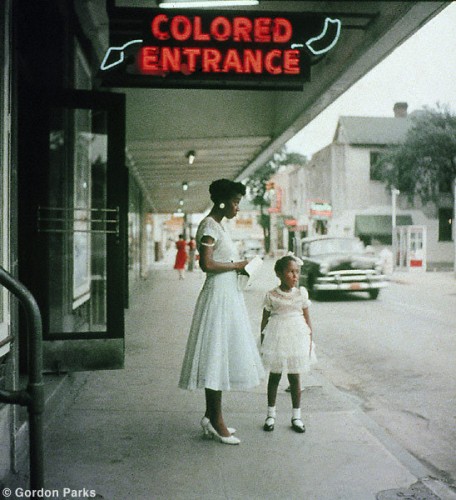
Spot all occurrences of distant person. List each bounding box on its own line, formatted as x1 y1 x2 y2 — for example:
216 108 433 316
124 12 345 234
260 255 317 433
174 234 188 280
187 237 197 271
179 179 264 445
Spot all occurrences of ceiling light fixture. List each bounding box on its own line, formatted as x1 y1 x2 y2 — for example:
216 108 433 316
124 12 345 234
159 0 259 8
179 199 184 206
186 150 196 165
182 182 189 191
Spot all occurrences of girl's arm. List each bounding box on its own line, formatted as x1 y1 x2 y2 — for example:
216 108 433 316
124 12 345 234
260 308 271 344
303 307 313 354
302 307 312 340
199 235 248 273
303 307 312 332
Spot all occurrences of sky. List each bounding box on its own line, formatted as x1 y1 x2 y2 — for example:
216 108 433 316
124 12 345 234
286 2 456 158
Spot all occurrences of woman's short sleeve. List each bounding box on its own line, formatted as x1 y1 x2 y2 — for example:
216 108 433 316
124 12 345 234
197 219 219 246
263 291 273 312
299 286 311 308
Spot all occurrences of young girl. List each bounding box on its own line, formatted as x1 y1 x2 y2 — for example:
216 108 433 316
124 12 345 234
260 255 316 433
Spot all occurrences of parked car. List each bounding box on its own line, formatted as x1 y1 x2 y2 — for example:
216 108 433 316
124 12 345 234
296 236 387 299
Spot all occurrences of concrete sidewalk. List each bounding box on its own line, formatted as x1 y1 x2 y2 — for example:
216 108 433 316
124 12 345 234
9 260 456 499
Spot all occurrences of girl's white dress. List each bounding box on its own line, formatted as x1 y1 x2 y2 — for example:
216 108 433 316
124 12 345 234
179 217 264 391
260 286 317 374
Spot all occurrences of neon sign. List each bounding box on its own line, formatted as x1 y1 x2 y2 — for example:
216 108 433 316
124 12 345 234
305 18 341 55
100 10 342 90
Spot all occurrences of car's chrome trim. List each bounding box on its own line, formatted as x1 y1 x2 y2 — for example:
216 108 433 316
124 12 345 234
314 282 388 291
317 274 386 283
326 269 378 276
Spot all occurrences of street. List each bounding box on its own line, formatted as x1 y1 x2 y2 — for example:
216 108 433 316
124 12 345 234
303 271 456 486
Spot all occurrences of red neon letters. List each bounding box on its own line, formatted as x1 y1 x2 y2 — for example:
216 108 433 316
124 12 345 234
140 13 300 77
151 15 292 43
140 47 300 75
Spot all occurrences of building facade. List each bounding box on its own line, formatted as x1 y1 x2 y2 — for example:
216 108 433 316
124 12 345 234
282 103 453 267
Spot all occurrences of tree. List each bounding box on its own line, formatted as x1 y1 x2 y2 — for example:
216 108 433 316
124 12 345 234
377 104 456 204
245 147 307 252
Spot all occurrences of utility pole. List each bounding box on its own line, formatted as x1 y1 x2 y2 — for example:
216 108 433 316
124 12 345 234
391 188 400 270
454 178 456 278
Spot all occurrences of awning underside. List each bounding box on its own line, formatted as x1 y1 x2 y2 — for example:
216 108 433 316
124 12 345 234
355 215 413 237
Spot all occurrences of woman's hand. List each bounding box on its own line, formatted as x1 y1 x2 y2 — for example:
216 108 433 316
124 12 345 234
233 260 249 272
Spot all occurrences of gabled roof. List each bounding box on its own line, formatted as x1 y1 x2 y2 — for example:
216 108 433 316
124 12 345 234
334 116 413 146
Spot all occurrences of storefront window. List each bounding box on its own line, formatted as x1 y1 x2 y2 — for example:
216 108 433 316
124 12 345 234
73 108 92 309
45 108 109 334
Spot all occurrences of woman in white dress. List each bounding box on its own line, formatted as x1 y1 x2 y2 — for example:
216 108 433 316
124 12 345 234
179 179 264 445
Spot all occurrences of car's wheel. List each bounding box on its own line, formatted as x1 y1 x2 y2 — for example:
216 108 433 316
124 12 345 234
368 289 380 300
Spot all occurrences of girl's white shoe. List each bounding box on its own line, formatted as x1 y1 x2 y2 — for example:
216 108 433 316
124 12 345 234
206 421 241 445
201 416 236 436
291 418 306 433
263 416 275 432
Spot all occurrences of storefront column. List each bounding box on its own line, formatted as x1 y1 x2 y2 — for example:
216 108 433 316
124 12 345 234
140 211 149 279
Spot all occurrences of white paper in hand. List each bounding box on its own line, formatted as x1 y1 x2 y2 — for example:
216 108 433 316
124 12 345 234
237 255 263 290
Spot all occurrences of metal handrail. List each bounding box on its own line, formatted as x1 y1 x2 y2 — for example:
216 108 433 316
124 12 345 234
0 267 44 489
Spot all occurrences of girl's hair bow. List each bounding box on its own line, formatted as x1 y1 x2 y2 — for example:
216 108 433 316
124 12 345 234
286 251 304 266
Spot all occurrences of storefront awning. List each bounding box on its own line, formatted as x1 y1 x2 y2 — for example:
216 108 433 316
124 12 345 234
355 214 413 238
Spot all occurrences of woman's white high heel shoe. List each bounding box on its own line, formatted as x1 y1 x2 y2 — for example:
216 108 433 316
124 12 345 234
206 421 241 445
201 417 236 436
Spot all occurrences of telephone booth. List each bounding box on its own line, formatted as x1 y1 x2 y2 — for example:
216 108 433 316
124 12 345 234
396 225 427 271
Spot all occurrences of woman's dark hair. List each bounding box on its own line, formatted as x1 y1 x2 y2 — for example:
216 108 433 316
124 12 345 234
274 255 298 275
209 179 246 204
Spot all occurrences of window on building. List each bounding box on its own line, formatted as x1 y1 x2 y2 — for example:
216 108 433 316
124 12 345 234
369 151 383 181
438 208 453 241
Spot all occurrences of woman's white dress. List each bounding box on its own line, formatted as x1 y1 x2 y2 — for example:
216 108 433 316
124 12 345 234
260 286 317 374
179 217 264 391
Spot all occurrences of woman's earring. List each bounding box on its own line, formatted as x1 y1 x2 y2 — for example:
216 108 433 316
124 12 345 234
219 203 225 209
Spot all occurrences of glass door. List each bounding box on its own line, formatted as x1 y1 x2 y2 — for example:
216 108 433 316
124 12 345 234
37 90 127 371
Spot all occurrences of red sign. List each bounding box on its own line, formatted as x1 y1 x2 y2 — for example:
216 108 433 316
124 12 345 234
284 219 298 226
101 10 341 90
309 201 332 219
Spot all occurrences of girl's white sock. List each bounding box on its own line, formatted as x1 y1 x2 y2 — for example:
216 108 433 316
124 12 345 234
292 408 301 420
267 406 276 418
